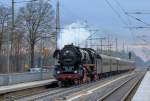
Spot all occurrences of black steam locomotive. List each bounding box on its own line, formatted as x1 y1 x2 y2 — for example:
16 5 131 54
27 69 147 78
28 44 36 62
53 44 135 86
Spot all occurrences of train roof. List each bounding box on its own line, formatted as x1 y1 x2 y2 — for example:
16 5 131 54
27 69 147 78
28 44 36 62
98 54 135 63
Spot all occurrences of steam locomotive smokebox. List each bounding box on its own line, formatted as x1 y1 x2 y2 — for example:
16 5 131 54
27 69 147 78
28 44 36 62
59 45 82 66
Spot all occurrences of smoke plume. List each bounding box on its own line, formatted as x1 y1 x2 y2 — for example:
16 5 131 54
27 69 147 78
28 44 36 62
57 22 90 49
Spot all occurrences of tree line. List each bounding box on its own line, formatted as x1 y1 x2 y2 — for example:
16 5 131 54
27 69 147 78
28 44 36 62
0 0 56 73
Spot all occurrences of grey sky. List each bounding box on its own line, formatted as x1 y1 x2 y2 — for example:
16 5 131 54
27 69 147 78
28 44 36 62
1 0 150 60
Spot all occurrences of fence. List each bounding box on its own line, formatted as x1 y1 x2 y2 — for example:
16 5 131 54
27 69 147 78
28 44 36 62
0 71 54 86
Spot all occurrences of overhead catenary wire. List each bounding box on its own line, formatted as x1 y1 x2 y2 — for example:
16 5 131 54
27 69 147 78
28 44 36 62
104 0 128 26
114 0 135 52
126 14 150 26
126 11 150 15
112 0 133 28
104 0 134 52
112 0 138 52
125 13 150 45
105 0 150 60
124 12 150 59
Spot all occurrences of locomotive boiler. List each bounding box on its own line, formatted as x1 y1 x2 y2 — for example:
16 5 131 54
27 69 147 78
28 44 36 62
56 44 96 65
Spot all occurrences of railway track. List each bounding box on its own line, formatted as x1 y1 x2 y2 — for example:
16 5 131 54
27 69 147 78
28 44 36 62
54 71 145 101
96 72 145 101
14 71 141 101
2 71 144 101
11 72 133 101
14 79 111 101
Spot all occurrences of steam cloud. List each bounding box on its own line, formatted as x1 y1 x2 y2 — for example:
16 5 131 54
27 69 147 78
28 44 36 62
57 22 91 49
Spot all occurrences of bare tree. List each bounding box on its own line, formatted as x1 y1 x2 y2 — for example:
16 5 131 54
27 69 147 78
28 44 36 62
0 5 11 72
17 0 55 68
0 5 11 54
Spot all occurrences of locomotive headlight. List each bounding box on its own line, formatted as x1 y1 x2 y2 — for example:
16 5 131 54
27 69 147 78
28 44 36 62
74 70 78 73
57 71 60 74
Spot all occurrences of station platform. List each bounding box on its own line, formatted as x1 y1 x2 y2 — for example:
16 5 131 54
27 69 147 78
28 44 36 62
0 79 56 95
132 71 150 101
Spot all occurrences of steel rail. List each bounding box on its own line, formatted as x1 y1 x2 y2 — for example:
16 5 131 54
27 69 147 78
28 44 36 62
32 72 136 101
121 72 145 101
97 73 141 101
12 87 61 100
13 72 134 101
31 78 111 100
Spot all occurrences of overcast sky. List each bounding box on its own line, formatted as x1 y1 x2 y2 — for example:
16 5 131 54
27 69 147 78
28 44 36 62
1 0 150 61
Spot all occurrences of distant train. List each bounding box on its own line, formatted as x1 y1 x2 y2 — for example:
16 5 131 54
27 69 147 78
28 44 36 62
53 44 135 86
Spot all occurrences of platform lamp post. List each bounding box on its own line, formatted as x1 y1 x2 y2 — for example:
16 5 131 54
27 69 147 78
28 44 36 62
6 0 15 85
7 21 11 85
56 0 60 50
40 36 44 80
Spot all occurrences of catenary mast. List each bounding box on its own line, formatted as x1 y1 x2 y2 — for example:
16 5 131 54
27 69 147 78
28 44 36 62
56 0 60 49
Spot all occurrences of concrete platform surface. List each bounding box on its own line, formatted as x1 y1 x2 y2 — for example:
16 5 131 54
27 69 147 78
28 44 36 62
0 79 56 94
132 71 150 101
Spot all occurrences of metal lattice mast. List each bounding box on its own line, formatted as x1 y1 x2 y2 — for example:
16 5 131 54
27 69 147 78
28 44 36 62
56 0 60 49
